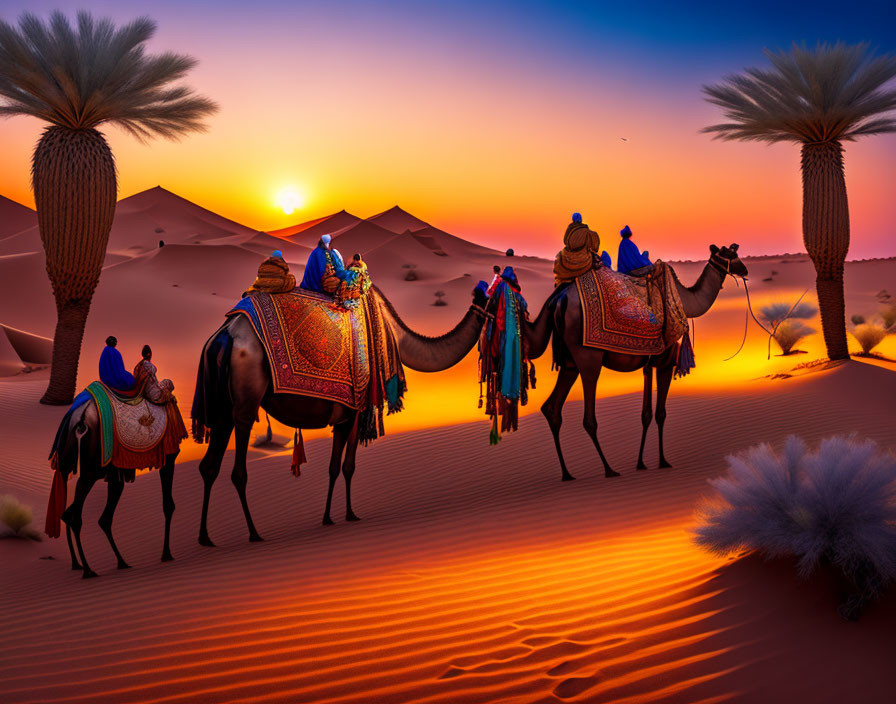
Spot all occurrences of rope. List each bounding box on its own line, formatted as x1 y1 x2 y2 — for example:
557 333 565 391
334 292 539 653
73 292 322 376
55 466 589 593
725 276 810 361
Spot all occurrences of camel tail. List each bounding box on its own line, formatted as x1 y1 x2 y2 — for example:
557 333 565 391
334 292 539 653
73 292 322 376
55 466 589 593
191 323 233 443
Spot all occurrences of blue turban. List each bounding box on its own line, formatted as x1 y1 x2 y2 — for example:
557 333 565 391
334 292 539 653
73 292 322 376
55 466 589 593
572 212 583 224
272 249 283 258
620 225 632 238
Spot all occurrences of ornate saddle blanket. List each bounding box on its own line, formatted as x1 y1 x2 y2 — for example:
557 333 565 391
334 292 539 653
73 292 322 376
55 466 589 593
229 290 371 410
576 260 687 355
86 381 186 470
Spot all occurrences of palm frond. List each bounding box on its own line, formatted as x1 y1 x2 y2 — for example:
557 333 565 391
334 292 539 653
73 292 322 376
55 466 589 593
0 10 217 138
702 42 896 144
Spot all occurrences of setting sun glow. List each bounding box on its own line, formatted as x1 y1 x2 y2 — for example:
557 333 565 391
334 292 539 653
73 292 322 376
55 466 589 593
276 188 305 215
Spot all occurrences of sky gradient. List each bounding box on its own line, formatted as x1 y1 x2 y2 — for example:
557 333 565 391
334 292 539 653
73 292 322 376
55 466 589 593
1 0 895 260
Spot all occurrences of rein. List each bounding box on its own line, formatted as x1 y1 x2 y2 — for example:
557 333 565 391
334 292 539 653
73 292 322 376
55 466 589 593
718 263 810 361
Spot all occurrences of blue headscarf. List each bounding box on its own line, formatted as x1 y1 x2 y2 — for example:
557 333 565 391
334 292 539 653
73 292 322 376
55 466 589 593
600 250 612 269
617 225 652 274
299 239 358 292
99 344 135 392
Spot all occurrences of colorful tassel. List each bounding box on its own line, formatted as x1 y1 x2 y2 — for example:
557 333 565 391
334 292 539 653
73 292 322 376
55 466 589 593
489 415 501 445
291 429 307 477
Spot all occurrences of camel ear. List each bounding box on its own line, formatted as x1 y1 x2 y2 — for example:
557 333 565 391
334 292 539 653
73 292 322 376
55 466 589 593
709 244 719 255
729 243 739 252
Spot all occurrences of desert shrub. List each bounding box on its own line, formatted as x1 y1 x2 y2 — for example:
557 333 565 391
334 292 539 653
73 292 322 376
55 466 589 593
851 314 866 326
852 323 888 354
759 301 818 328
0 495 37 538
695 436 896 614
772 319 814 354
433 290 447 306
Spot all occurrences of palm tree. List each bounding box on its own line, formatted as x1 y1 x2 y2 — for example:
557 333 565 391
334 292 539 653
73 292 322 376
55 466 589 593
0 11 217 403
702 43 896 359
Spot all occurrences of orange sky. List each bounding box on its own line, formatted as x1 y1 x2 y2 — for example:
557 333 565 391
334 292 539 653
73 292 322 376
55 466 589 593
1 2 894 261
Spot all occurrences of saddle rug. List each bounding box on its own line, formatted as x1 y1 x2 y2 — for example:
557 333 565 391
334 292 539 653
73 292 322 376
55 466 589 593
86 381 185 470
229 290 370 410
576 262 686 355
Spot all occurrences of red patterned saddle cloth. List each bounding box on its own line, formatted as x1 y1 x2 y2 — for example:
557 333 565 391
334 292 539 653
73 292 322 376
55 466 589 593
229 290 370 409
576 266 666 355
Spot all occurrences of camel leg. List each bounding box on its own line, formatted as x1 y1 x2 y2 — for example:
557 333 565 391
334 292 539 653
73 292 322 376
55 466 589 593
637 364 654 470
198 421 233 547
62 474 99 578
541 366 579 481
98 471 130 570
160 453 176 561
655 361 674 469
65 524 81 570
580 368 620 478
232 421 263 542
342 414 361 522
323 422 350 526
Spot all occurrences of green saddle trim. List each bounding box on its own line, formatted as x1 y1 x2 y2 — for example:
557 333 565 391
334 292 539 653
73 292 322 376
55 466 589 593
86 381 115 466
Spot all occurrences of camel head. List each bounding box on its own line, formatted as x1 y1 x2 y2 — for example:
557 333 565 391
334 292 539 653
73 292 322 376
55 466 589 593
709 243 749 278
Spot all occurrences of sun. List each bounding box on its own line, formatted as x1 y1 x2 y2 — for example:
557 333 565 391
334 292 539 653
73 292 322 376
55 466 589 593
276 188 305 215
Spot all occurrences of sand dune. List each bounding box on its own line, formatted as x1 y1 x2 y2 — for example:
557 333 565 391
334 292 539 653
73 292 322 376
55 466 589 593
1 362 894 703
0 194 36 238
269 210 363 241
367 205 431 234
1 187 895 702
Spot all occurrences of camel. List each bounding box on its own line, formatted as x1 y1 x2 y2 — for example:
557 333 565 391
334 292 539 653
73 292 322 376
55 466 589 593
48 394 179 578
525 244 748 480
191 285 489 545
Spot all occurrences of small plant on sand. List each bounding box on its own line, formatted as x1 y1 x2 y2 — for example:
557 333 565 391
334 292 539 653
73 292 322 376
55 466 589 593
0 495 40 540
759 301 817 355
851 323 888 355
433 290 447 307
694 435 896 620
402 263 418 281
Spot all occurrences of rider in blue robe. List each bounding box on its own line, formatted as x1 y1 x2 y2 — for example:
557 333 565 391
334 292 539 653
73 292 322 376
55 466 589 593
99 336 135 392
600 250 612 269
617 225 652 275
299 234 356 292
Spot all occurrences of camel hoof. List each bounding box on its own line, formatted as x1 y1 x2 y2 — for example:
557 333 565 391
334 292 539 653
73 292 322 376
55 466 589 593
659 460 672 469
322 516 335 526
82 569 99 579
71 562 82 571
605 469 621 478
636 462 647 470
117 561 131 570
561 473 576 482
161 553 174 563
198 534 215 547
346 512 361 522
249 533 264 543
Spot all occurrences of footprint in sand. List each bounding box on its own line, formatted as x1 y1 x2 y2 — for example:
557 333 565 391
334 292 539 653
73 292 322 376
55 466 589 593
553 673 603 699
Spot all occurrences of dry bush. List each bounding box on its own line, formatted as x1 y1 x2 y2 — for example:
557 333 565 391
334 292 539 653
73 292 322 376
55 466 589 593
0 495 39 539
852 323 888 354
695 436 896 618
772 319 815 354
759 301 817 328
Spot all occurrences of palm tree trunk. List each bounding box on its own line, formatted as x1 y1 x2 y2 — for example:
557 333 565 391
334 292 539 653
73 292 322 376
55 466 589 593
33 127 117 404
801 141 850 360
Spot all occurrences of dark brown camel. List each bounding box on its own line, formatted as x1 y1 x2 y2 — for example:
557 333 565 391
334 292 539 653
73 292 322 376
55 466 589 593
48 396 178 578
525 244 748 480
191 285 489 545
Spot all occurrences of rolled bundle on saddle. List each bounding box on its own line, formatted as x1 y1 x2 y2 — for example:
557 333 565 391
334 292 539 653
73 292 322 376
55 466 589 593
479 270 535 444
245 251 296 295
554 215 602 285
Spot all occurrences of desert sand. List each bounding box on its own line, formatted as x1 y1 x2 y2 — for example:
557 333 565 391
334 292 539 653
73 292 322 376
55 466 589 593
1 188 895 703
